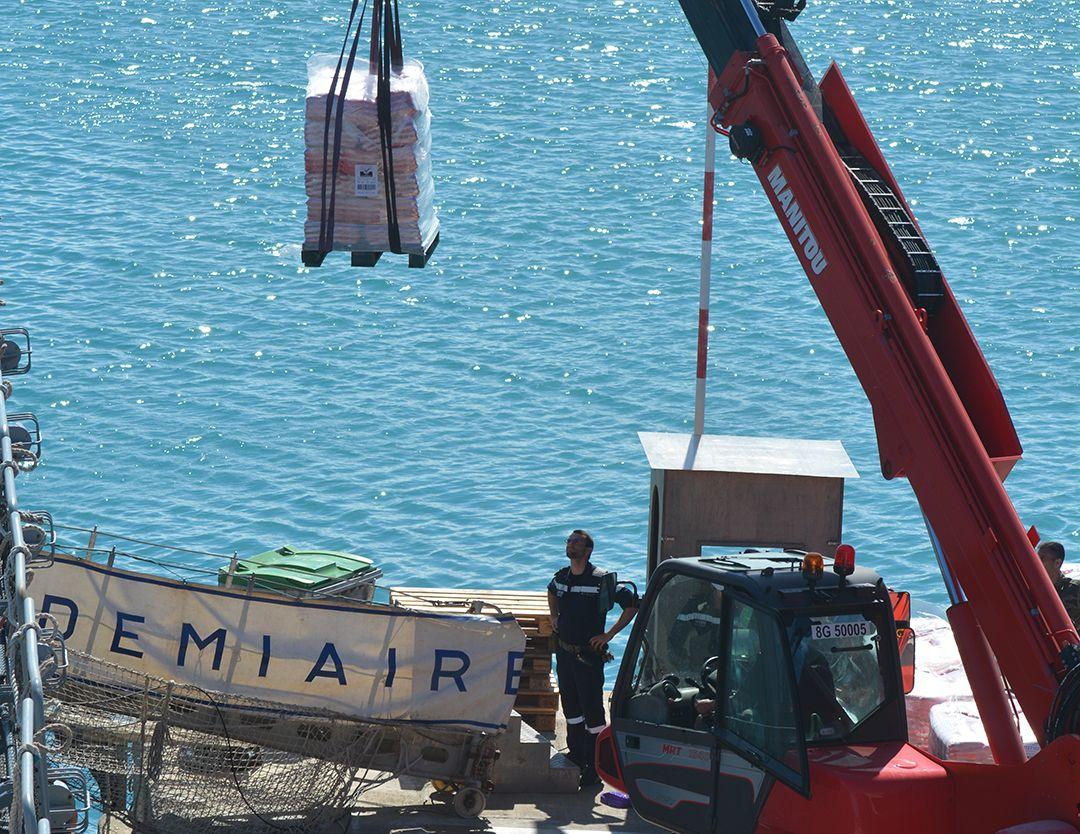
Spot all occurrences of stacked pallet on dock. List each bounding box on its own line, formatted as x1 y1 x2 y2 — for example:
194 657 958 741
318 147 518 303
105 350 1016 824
388 587 558 734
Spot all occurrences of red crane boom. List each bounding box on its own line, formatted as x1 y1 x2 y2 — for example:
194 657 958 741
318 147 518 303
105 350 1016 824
686 0 1078 748
595 5 1080 829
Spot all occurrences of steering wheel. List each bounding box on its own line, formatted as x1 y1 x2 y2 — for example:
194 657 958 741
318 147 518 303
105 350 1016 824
699 656 722 700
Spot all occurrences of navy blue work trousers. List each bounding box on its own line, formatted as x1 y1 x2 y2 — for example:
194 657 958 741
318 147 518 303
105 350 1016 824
555 646 606 731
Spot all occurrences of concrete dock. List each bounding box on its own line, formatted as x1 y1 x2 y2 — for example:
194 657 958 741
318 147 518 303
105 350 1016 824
97 784 639 834
347 777 637 833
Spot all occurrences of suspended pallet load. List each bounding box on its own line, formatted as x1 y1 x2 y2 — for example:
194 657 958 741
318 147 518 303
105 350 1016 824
303 0 439 268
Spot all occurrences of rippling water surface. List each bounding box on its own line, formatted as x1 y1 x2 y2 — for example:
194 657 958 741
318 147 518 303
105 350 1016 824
0 0 1076 665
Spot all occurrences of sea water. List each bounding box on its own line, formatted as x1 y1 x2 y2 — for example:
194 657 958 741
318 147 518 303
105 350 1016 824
0 0 1075 676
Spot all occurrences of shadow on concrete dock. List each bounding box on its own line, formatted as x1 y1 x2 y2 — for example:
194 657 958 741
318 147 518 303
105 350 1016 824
98 786 640 834
348 778 639 833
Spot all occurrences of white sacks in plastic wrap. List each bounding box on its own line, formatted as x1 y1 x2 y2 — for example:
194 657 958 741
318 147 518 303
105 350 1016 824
305 54 438 258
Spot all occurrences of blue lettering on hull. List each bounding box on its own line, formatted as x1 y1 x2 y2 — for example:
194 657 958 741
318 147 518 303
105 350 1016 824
40 600 522 707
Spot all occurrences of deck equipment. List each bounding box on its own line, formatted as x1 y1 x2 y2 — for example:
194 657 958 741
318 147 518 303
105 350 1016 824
28 529 523 831
218 545 382 600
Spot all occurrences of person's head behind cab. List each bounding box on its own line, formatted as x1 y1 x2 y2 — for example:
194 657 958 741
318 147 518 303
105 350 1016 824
566 529 594 562
1038 541 1066 584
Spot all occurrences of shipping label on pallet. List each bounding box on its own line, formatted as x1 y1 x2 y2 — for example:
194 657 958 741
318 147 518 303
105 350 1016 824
355 164 379 197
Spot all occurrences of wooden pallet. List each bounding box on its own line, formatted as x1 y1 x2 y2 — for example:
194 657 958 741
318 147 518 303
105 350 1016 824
515 709 557 733
522 654 552 673
512 690 560 710
389 586 558 734
389 587 555 635
302 232 440 269
517 670 553 691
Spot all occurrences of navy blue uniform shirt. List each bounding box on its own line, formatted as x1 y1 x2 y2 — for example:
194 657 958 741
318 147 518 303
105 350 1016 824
548 562 637 646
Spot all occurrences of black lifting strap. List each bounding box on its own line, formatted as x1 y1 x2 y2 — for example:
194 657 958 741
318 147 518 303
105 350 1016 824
318 0 370 254
370 0 404 254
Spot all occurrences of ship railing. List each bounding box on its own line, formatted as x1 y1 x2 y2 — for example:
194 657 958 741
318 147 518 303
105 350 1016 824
0 328 82 834
52 526 391 605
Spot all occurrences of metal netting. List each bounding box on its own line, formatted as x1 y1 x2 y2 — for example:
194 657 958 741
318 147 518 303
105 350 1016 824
45 651 439 833
33 527 502 831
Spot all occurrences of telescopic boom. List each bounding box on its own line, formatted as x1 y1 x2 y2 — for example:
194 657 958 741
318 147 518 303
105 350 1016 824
676 0 1078 745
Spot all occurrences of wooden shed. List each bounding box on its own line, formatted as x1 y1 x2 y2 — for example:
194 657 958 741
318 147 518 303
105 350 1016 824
639 431 859 575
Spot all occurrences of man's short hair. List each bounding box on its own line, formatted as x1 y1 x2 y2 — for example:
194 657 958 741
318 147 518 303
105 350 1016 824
570 529 594 552
1038 541 1066 564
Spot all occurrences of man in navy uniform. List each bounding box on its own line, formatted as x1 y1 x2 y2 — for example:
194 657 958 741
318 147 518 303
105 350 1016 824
547 529 638 788
1038 541 1080 629
668 581 726 724
668 580 725 673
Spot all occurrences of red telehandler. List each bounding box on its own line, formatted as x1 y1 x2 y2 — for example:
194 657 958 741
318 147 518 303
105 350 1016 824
593 0 1080 831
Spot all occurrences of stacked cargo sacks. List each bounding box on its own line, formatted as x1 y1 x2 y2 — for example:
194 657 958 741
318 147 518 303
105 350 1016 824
304 55 439 266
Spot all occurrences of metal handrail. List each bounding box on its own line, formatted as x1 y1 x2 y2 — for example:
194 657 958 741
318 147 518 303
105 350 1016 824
0 348 52 833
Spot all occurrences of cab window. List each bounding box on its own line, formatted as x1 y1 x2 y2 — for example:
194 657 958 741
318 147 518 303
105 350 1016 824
624 575 724 730
720 597 804 788
786 608 893 743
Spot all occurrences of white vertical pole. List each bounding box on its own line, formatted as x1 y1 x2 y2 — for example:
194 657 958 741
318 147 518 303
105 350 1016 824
694 71 717 437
